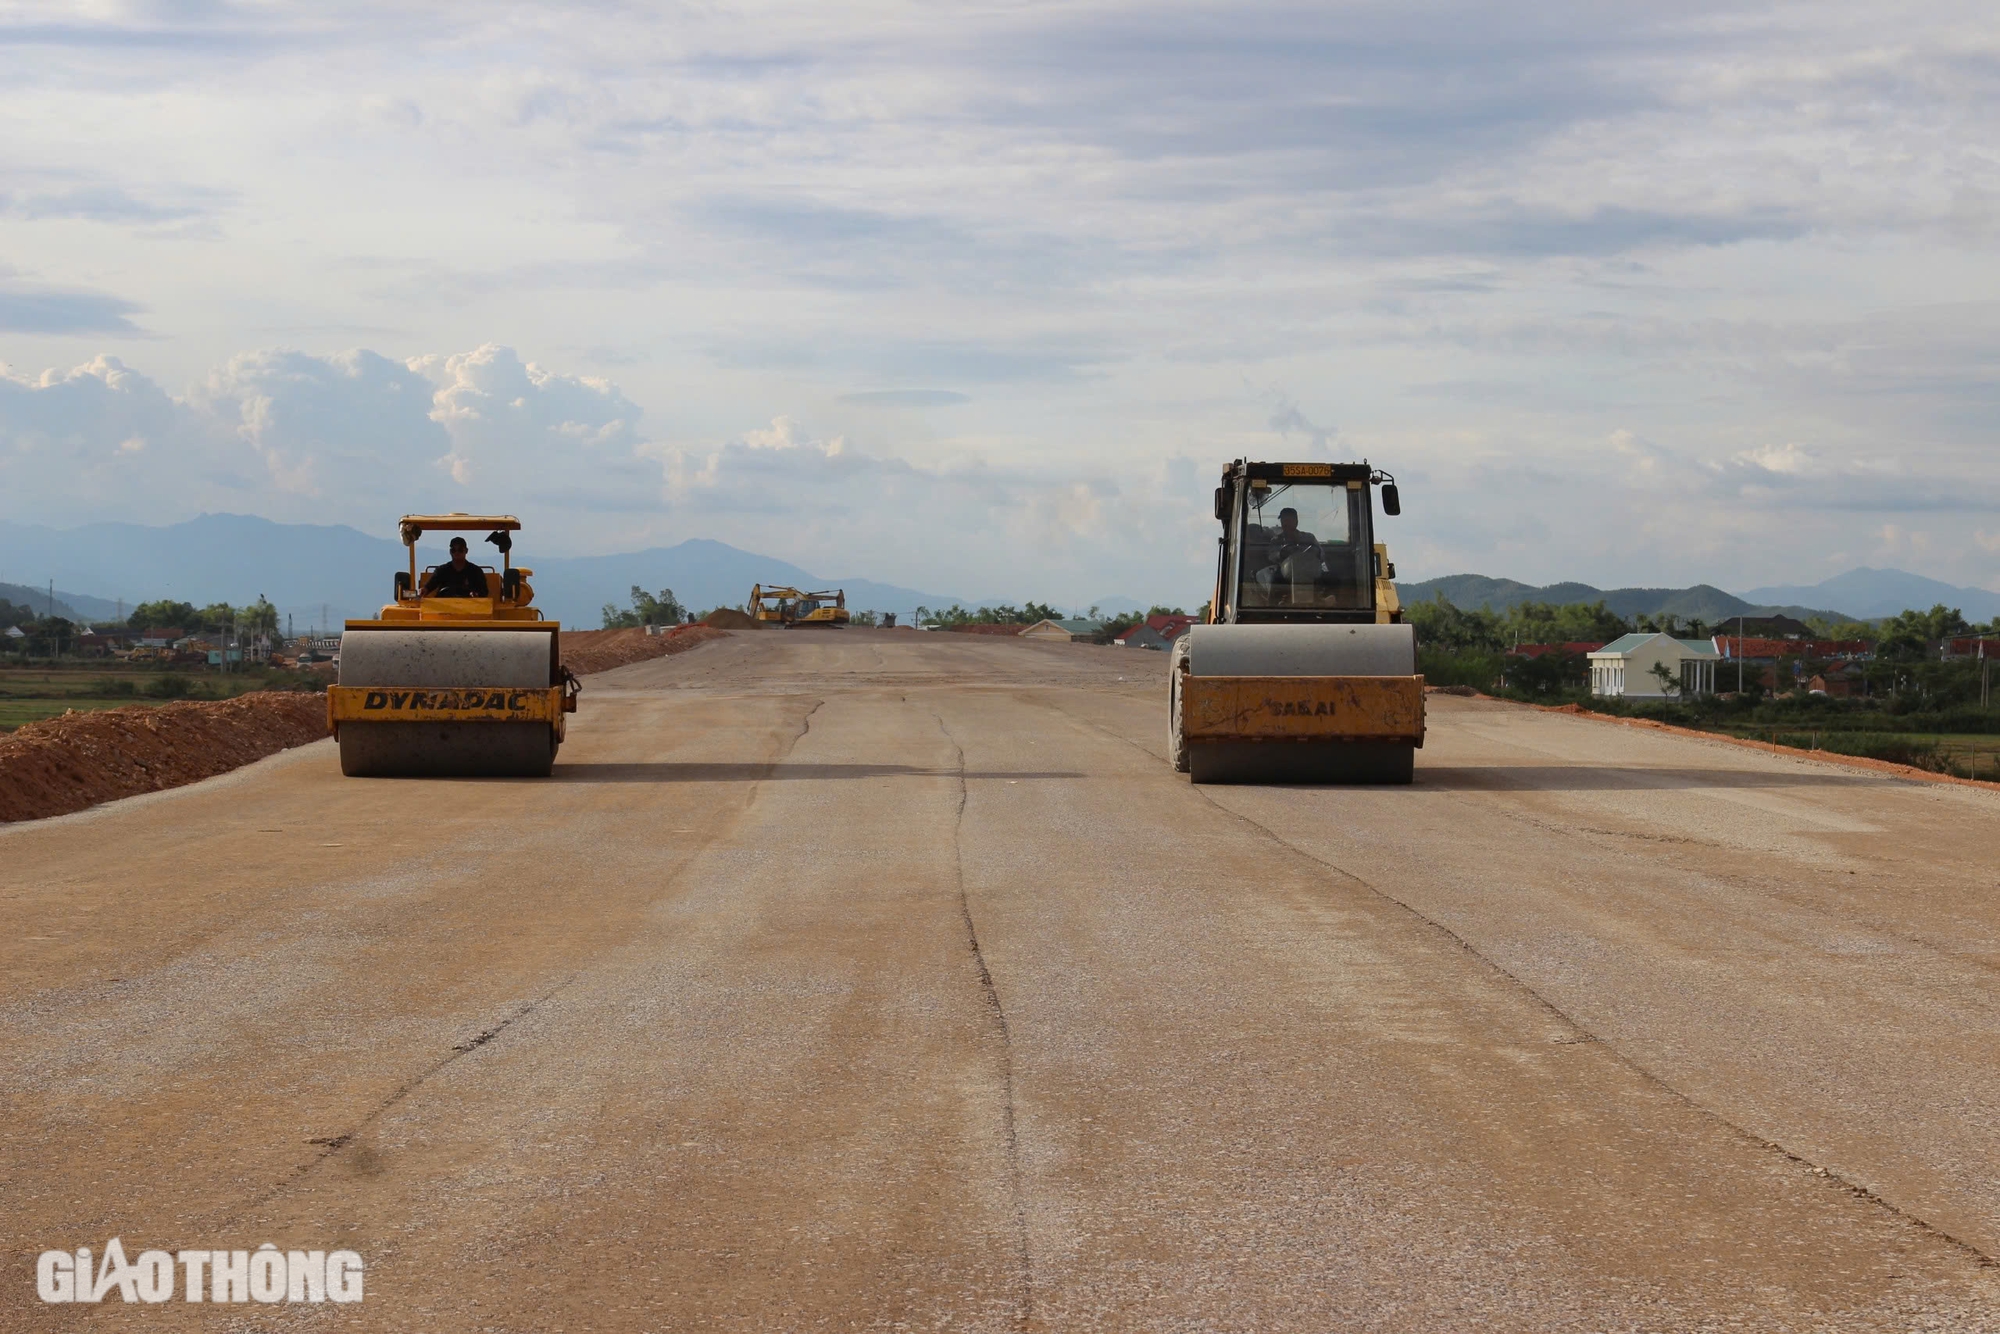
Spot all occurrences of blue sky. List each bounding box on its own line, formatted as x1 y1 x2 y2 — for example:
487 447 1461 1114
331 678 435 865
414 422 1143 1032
1 0 1996 605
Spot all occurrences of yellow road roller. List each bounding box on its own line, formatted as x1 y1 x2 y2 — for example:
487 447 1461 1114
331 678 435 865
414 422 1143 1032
1169 461 1423 784
329 514 578 778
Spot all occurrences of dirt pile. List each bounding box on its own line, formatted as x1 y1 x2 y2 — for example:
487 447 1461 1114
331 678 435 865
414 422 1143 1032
945 624 1025 636
700 609 760 630
562 625 731 675
0 692 330 824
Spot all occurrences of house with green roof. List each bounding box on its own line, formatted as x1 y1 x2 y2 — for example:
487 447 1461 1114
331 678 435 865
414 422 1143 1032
1587 632 1720 699
1020 618 1104 643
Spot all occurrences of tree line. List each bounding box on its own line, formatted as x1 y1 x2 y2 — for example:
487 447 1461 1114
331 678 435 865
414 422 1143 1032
1408 592 1999 702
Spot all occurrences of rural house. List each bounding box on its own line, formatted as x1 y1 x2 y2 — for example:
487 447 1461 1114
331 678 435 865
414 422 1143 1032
1588 633 1720 699
1115 614 1196 651
1021 618 1104 642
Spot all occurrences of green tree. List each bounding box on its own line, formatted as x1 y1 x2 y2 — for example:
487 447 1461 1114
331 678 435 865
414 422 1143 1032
196 602 238 637
29 616 77 656
602 586 687 629
128 599 197 629
917 600 1095 629
1877 604 1970 662
1406 595 1505 653
1499 599 1630 647
1805 614 1876 641
1648 660 1682 700
240 595 279 639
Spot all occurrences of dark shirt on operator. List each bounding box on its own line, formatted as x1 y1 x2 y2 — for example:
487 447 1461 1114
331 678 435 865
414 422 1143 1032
423 562 490 598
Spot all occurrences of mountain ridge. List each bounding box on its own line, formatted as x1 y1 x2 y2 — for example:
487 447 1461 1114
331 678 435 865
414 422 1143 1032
0 515 961 628
1396 573 1850 624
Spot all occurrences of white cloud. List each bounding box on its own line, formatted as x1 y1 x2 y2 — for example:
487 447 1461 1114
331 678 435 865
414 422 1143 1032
0 345 654 538
2 3 1999 592
413 343 642 487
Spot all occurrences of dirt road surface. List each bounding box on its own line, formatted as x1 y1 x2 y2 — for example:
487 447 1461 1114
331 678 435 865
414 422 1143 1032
6 629 2000 1331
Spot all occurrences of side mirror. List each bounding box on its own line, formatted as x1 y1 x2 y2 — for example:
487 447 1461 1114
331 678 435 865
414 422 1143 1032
1213 486 1230 522
394 571 412 600
1381 483 1401 516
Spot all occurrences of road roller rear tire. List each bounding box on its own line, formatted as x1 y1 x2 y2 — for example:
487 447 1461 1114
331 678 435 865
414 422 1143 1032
1186 741 1415 786
339 723 557 778
1168 641 1191 773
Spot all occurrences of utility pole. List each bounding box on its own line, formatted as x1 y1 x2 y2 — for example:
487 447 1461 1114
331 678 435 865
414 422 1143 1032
1737 614 1744 693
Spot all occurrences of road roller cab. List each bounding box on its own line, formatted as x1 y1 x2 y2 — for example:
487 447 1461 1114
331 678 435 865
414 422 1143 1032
1169 462 1423 784
328 515 579 778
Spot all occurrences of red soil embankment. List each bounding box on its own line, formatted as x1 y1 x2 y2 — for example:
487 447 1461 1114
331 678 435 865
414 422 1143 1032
0 692 331 824
562 624 730 675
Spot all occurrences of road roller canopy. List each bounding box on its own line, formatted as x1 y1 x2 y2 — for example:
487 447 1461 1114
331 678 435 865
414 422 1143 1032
399 514 521 544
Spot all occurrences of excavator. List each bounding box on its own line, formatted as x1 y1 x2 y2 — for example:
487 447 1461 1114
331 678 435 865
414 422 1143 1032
1169 461 1423 783
328 515 578 777
749 584 850 628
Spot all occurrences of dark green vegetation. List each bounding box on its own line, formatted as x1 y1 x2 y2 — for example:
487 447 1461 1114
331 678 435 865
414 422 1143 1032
1582 691 2000 781
1408 595 2000 781
125 597 281 636
914 602 1067 627
602 586 689 629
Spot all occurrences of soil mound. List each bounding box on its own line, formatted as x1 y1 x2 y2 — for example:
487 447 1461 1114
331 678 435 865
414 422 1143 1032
0 691 330 824
562 624 730 674
700 609 760 630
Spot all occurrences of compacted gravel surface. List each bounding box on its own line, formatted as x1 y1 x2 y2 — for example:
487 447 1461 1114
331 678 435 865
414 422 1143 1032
5 629 2000 1330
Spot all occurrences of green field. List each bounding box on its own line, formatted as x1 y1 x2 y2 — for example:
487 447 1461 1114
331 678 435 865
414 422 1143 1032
0 666 307 732
1696 725 2000 781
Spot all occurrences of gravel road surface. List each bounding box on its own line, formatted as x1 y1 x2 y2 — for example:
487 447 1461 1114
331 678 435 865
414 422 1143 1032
5 628 2000 1330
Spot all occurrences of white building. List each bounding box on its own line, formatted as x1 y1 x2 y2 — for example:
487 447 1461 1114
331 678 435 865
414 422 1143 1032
1588 633 1721 699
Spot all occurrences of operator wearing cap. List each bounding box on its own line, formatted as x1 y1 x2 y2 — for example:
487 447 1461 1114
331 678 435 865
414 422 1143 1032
422 536 491 598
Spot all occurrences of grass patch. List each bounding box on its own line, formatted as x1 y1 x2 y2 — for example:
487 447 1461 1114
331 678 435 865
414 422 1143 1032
0 664 318 731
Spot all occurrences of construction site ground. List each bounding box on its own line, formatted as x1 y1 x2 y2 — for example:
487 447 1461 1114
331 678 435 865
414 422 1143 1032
5 628 2000 1330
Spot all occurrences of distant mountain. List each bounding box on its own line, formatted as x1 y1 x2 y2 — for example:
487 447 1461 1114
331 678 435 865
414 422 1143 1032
1737 568 2000 622
0 515 959 628
1397 573 1849 624
0 581 102 623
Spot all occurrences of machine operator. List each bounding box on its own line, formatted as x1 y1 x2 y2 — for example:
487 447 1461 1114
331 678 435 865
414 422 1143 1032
423 536 491 598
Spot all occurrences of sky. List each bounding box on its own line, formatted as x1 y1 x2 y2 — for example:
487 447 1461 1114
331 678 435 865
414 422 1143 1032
1 0 1996 608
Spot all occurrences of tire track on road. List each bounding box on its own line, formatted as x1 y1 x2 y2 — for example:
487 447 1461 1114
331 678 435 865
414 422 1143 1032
934 709 1034 1333
1040 689 1999 1268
